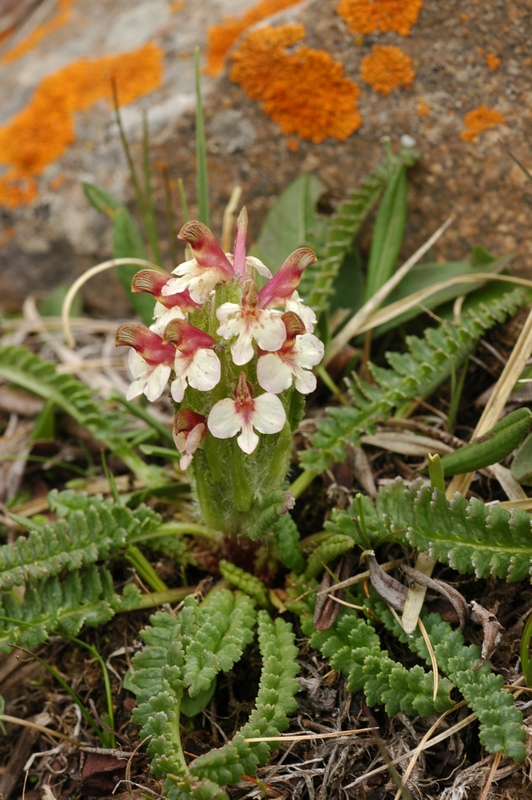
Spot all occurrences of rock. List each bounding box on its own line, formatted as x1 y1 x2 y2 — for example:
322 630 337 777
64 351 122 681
0 0 531 319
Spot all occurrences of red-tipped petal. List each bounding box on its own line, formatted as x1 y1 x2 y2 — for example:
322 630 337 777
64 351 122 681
258 247 316 308
132 270 200 309
162 318 217 356
178 221 234 279
174 407 207 435
115 323 175 365
131 269 170 295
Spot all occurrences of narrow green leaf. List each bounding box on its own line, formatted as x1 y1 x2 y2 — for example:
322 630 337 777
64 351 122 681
364 165 407 302
195 47 209 226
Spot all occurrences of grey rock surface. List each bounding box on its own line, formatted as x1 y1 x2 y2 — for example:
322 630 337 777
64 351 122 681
0 0 531 318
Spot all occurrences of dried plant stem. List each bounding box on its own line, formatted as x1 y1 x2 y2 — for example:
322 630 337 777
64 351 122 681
61 257 161 348
325 215 455 365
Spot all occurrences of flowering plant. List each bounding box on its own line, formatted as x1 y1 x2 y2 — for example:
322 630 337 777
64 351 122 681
116 210 324 536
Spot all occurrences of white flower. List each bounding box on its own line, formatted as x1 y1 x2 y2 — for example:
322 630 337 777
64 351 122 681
170 349 221 403
115 323 175 403
257 333 324 394
126 349 172 402
257 312 324 394
173 409 207 470
216 302 285 365
207 374 286 454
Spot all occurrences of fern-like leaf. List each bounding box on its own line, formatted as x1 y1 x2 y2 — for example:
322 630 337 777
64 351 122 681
0 566 119 652
376 479 532 582
0 345 165 485
375 602 526 761
301 288 527 472
4 491 162 591
130 596 299 798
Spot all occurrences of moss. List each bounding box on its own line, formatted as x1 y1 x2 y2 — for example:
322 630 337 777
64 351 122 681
460 104 506 142
230 24 361 143
0 42 163 208
206 0 303 76
360 45 415 95
337 0 423 36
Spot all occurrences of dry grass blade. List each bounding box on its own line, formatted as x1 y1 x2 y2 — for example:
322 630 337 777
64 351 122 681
221 185 242 252
345 703 472 789
61 257 163 348
0 714 81 746
325 215 455 365
391 702 468 800
478 751 502 800
355 272 532 334
244 727 375 743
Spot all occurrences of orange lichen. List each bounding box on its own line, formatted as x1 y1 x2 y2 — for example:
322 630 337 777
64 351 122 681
337 0 423 36
230 24 361 143
360 45 414 95
169 1 185 11
1 0 74 64
485 52 501 71
460 104 506 142
206 0 303 76
0 42 163 208
417 97 431 116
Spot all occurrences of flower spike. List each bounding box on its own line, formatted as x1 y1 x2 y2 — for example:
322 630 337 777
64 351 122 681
207 373 286 454
258 247 317 309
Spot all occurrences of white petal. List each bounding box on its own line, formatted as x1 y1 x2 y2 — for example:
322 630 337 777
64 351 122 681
150 306 185 336
231 331 255 365
145 364 171 402
128 349 148 378
216 302 240 325
126 376 147 400
216 315 244 341
257 354 293 394
245 255 272 279
293 334 324 368
253 313 287 352
208 398 242 439
251 393 286 434
171 258 197 277
170 375 187 403
187 349 221 392
237 421 259 454
293 367 317 395
179 452 194 470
